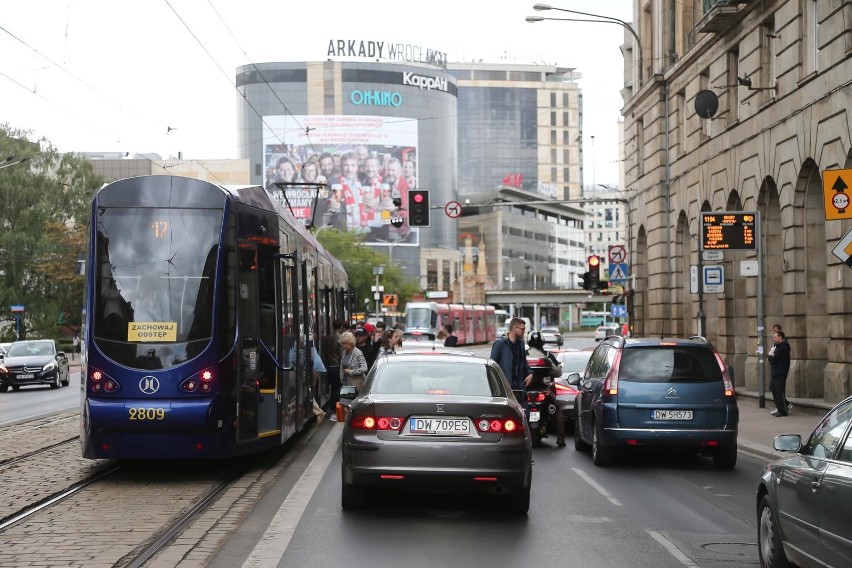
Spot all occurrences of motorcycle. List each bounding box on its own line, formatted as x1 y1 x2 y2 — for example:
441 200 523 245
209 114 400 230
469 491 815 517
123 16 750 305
525 335 563 448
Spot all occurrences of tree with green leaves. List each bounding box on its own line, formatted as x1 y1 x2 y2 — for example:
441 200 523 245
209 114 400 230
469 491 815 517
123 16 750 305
314 228 420 312
0 124 103 340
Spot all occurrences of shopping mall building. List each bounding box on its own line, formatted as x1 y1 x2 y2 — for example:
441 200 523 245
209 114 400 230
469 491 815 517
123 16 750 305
235 57 588 300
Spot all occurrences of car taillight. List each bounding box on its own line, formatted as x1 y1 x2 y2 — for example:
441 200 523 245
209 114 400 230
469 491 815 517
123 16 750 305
526 391 548 403
180 367 217 394
602 350 623 396
554 383 578 396
526 357 548 366
714 351 735 397
351 415 404 431
476 417 523 433
88 367 120 394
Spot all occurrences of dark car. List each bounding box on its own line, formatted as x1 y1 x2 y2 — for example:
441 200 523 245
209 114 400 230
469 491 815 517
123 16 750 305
339 350 532 514
552 349 593 431
568 336 738 468
0 339 70 392
756 396 852 568
540 326 563 347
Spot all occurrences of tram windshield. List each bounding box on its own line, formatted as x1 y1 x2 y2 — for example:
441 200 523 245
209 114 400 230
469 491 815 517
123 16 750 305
93 207 222 370
406 307 437 330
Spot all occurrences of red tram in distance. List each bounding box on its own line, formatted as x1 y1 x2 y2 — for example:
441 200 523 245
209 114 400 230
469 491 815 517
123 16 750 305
403 302 496 344
81 175 349 459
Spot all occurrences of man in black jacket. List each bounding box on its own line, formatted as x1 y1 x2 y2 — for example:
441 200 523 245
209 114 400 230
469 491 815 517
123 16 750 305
768 330 791 417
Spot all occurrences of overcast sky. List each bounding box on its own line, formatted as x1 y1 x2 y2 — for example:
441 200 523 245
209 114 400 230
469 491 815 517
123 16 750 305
0 0 632 187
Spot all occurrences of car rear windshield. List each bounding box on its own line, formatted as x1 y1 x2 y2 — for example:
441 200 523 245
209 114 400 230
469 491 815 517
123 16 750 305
371 361 506 397
619 346 722 383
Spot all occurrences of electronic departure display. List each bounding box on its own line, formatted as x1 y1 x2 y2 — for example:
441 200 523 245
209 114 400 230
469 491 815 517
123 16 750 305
701 212 757 250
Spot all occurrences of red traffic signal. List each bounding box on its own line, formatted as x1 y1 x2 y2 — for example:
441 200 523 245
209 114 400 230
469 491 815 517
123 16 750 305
407 189 431 227
588 255 600 267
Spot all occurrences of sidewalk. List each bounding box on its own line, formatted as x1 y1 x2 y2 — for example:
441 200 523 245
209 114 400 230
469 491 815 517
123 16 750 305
735 390 832 461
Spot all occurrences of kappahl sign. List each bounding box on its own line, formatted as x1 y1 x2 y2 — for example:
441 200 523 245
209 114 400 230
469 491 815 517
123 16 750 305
402 72 448 92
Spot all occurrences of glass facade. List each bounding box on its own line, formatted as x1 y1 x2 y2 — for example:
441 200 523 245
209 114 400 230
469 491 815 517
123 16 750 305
457 87 538 195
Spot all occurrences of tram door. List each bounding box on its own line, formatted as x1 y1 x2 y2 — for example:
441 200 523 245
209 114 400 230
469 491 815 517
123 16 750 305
237 245 260 441
278 253 299 439
236 244 282 441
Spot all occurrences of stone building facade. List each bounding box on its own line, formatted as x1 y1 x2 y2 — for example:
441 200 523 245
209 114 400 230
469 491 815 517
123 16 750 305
623 0 851 402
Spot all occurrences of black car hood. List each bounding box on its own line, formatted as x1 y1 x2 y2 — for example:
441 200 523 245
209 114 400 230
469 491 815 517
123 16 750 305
3 355 55 367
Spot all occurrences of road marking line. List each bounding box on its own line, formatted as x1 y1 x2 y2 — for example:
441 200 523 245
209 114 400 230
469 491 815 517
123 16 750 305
241 424 343 568
646 529 700 567
571 467 622 506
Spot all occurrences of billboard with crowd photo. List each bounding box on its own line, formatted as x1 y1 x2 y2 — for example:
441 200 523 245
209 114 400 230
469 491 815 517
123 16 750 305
262 114 419 246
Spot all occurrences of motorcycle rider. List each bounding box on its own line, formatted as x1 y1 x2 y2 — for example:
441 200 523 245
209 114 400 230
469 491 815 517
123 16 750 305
526 331 566 447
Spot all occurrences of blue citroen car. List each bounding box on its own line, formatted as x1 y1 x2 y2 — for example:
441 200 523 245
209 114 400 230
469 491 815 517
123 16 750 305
567 336 738 468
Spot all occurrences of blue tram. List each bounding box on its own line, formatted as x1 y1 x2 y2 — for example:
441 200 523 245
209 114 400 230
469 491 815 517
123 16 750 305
81 176 349 459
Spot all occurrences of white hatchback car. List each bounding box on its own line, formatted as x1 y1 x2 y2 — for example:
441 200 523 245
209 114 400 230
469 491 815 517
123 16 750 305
594 325 619 341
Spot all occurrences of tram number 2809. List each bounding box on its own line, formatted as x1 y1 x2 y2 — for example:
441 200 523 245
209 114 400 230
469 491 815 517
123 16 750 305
128 407 167 421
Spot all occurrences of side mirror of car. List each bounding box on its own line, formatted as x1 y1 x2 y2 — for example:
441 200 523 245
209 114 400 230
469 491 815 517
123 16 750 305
774 434 802 453
339 385 358 400
566 372 582 386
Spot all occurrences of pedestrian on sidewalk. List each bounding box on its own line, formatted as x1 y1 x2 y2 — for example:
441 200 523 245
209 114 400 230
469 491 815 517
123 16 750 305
72 332 80 361
768 323 792 413
768 329 791 417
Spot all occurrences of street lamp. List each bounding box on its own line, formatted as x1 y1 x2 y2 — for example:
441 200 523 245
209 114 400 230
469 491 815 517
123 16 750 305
372 265 384 315
528 3 643 84
502 255 525 290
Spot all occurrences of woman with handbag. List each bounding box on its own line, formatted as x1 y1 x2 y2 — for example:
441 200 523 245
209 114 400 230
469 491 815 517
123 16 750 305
339 331 368 390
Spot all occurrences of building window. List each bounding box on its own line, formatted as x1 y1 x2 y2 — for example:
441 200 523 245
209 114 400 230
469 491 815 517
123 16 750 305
551 167 558 183
550 112 557 126
550 92 557 107
563 167 570 182
699 69 710 141
551 148 558 164
563 93 569 106
635 118 645 176
562 111 569 126
563 149 569 163
442 260 451 290
563 130 571 145
802 0 819 76
727 49 739 126
551 130 557 145
676 89 685 156
761 16 777 104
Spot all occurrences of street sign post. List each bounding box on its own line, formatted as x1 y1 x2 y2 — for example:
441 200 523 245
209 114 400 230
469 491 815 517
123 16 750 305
823 168 852 220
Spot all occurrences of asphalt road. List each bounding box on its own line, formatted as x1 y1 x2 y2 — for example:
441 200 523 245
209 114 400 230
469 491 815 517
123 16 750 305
210 339 766 568
0 370 81 427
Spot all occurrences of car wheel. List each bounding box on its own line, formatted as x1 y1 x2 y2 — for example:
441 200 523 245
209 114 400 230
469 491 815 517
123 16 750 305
592 421 614 466
507 485 530 515
758 494 790 568
62 371 70 387
713 446 737 469
51 373 61 389
574 416 589 452
341 481 366 510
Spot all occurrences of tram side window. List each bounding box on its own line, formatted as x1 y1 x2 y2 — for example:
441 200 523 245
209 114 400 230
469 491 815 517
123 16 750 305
218 217 237 355
257 247 278 390
238 247 259 383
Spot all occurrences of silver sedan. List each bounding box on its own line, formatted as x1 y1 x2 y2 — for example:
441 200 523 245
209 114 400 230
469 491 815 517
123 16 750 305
340 351 532 514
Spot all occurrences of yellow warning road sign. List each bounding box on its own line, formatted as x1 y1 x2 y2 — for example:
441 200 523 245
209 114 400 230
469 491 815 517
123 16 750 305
823 168 852 220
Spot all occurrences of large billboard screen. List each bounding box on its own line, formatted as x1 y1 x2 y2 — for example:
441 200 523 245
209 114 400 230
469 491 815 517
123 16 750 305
262 115 419 246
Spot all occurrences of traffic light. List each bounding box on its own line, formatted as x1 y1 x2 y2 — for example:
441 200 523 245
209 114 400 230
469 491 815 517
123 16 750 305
407 189 431 227
579 271 590 290
587 255 601 291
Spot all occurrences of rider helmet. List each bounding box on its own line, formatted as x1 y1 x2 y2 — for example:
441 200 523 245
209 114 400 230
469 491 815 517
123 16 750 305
527 330 544 350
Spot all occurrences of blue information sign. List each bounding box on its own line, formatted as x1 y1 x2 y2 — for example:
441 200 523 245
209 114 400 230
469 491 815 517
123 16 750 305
611 305 627 318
